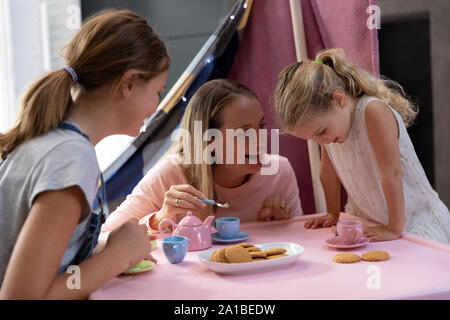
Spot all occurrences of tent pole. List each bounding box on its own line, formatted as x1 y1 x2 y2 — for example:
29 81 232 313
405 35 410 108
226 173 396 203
289 0 327 213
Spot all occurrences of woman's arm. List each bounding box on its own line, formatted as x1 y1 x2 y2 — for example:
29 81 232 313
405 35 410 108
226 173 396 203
0 186 151 299
364 100 405 241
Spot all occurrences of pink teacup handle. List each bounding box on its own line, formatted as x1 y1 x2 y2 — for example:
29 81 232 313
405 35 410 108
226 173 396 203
348 228 362 243
331 226 338 236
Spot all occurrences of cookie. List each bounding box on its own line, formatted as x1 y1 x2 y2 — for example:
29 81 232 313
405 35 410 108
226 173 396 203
263 248 287 256
239 243 254 248
247 247 262 252
251 258 266 262
215 248 229 263
225 245 253 263
267 253 288 259
210 249 219 262
333 253 362 264
361 250 390 262
249 251 267 258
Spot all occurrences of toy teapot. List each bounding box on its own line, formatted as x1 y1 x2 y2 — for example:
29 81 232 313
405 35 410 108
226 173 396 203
158 211 215 251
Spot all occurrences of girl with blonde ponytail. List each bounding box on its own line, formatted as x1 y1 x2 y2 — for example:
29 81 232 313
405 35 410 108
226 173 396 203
0 9 170 299
274 48 450 243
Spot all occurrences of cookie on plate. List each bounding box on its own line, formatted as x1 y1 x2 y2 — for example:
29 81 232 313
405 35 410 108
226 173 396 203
267 253 288 259
249 251 267 259
225 244 253 263
247 247 262 253
333 253 362 264
361 250 390 262
215 248 229 263
239 243 254 248
251 258 266 262
209 249 219 262
263 248 287 256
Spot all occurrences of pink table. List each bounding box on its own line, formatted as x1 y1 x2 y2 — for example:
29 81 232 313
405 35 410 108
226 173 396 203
90 213 450 300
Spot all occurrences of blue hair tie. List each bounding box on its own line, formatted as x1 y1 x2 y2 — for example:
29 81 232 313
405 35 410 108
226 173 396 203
63 66 78 83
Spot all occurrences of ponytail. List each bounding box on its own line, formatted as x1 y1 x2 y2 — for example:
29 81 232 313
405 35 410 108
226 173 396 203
274 48 418 131
316 49 418 126
0 69 73 159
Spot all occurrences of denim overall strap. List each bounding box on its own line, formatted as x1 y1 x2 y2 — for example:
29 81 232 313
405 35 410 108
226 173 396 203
58 122 107 266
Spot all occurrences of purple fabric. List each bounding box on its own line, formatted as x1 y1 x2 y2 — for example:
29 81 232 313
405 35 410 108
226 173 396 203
229 0 379 214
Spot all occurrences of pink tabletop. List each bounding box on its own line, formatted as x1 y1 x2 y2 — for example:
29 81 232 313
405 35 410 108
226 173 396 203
90 213 450 300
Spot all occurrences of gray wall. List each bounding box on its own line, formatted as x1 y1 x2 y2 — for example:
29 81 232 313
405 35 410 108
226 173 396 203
379 0 450 206
81 0 233 96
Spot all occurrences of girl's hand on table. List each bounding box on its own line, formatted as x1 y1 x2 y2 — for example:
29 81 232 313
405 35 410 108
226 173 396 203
363 224 401 242
304 213 339 229
257 196 292 221
159 184 207 221
105 218 154 269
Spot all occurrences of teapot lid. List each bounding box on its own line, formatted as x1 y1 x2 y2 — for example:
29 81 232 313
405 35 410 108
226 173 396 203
178 211 202 227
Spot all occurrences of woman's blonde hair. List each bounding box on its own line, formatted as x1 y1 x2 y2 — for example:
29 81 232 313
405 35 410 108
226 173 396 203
166 79 257 220
0 9 170 159
274 48 417 131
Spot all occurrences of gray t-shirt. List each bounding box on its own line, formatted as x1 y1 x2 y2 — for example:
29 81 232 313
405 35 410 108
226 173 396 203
0 119 100 285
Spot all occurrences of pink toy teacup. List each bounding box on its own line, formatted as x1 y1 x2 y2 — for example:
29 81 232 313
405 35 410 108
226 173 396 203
332 220 363 245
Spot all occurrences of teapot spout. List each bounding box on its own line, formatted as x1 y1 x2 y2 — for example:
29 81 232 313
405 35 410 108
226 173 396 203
203 215 215 228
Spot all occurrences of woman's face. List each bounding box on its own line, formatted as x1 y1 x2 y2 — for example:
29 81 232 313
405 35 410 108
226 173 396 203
122 70 169 136
213 95 266 177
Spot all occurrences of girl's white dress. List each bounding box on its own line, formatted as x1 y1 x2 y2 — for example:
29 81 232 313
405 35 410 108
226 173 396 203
325 95 450 243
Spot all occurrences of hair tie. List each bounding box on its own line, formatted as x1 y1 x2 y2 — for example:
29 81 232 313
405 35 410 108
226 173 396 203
63 66 78 83
314 59 323 64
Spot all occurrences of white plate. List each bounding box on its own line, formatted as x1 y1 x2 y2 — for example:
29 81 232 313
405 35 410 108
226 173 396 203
198 242 304 275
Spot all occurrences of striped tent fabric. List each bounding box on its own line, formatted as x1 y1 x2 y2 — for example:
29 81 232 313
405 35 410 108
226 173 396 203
102 0 253 212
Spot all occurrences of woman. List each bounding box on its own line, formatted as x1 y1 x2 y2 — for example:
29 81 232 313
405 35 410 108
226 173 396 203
102 79 303 234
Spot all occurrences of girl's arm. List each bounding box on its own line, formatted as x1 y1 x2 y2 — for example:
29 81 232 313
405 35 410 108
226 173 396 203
305 147 341 228
0 186 151 300
364 100 405 241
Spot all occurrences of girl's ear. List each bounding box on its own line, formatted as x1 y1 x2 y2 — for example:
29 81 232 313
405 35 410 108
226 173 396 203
119 69 140 98
332 89 347 109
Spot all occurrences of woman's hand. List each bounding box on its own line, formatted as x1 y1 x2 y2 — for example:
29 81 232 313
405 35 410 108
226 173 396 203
158 184 207 221
363 224 401 242
257 196 292 221
304 213 339 229
105 218 155 269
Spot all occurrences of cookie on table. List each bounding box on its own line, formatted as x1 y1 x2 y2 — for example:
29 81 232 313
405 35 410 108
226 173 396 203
333 253 362 264
263 248 287 256
361 250 390 262
267 253 288 260
225 244 253 263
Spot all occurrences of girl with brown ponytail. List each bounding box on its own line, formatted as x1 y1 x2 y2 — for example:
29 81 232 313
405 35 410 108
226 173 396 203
0 9 170 298
274 48 450 243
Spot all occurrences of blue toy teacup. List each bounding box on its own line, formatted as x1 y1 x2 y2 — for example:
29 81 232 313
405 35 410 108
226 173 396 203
214 217 240 239
162 235 189 264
